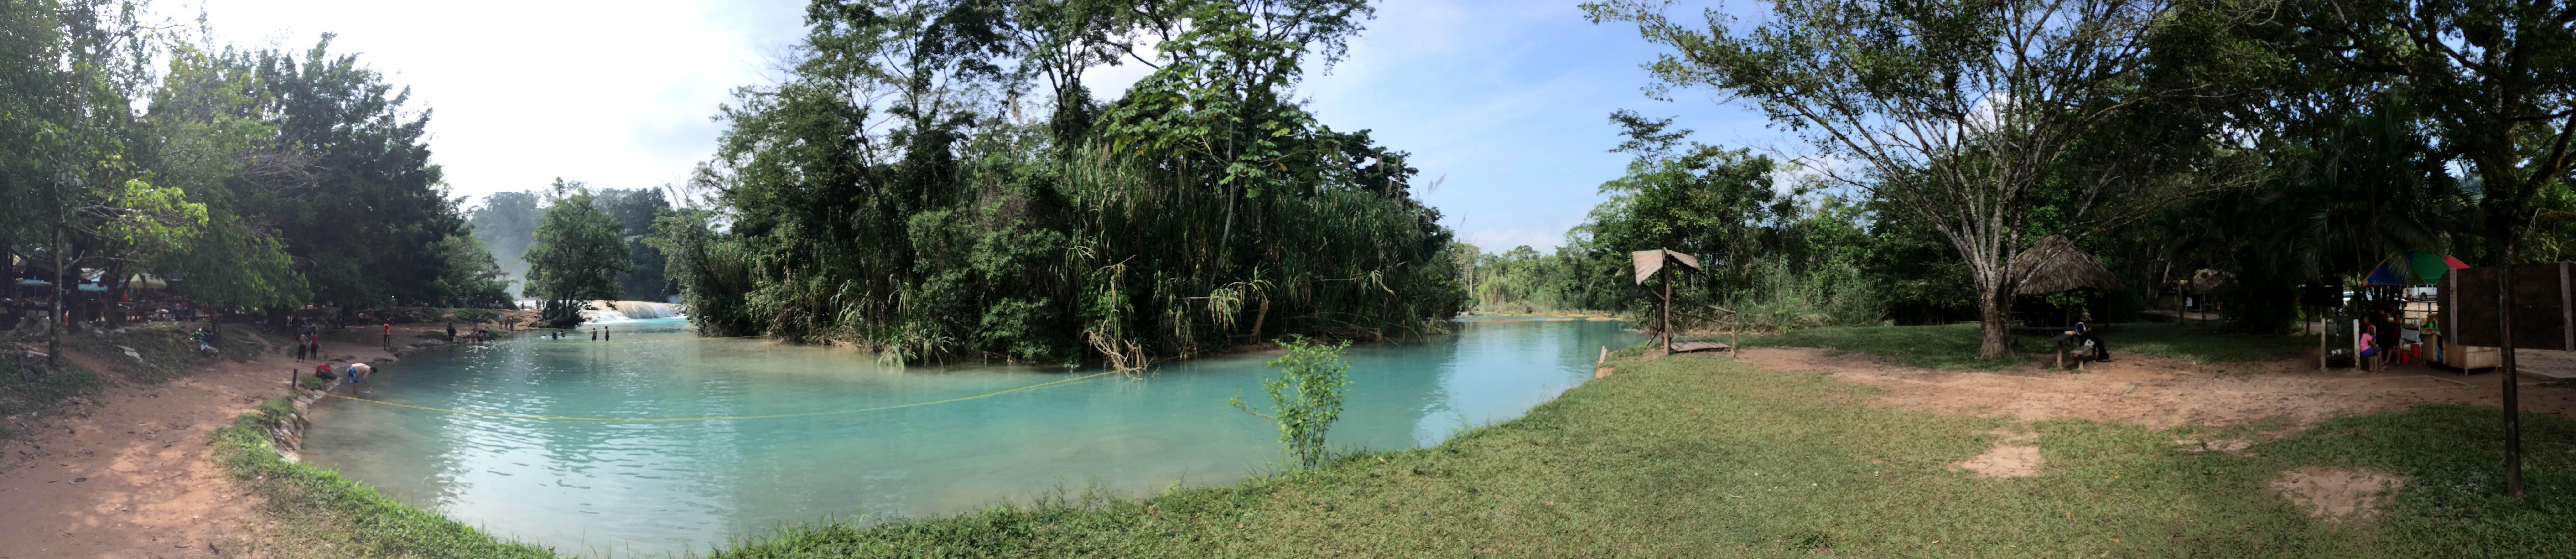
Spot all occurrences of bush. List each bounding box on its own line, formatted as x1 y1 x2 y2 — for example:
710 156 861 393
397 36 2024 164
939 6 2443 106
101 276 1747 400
1229 337 1354 470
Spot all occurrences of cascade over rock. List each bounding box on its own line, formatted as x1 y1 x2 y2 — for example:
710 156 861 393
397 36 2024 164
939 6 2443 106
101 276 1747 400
578 300 686 322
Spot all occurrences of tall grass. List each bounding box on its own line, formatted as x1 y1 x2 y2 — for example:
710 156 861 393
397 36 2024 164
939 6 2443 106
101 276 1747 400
1710 259 1883 333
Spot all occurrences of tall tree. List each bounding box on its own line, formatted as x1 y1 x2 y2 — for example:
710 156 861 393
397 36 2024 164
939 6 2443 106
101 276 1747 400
1585 0 2254 357
524 180 633 327
2298 0 2576 263
590 188 673 301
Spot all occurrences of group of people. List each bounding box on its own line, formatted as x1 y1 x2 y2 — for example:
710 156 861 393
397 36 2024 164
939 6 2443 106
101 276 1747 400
2358 300 2420 372
541 326 610 341
290 318 328 361
315 361 373 385
446 321 498 345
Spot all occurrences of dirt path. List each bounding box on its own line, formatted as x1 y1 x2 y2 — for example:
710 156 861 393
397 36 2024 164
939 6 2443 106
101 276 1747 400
0 325 426 559
1726 347 2576 430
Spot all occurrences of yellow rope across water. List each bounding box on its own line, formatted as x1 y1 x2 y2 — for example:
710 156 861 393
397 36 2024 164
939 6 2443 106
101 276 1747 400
319 370 1119 422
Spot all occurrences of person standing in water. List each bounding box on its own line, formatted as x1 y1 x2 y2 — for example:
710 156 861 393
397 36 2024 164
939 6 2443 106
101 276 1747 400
590 328 597 341
603 326 610 341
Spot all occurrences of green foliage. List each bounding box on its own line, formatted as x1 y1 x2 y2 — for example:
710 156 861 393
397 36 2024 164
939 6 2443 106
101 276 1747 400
1229 337 1353 470
1585 0 2264 357
2 10 503 327
523 180 634 327
670 0 1454 362
590 188 675 301
1459 117 1884 332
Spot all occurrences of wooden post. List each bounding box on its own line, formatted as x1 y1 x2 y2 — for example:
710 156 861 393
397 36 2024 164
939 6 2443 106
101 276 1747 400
1247 298 1270 343
2497 269 2524 497
1660 264 1673 354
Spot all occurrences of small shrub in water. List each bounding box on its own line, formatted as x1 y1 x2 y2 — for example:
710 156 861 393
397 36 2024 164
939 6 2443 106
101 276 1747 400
1230 336 1353 470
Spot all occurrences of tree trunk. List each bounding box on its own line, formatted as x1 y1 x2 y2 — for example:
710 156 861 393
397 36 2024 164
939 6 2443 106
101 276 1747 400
1973 255 2014 359
1977 280 2011 359
102 261 123 327
48 222 64 367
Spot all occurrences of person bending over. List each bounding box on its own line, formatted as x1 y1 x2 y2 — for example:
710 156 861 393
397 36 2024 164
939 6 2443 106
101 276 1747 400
2073 313 2109 362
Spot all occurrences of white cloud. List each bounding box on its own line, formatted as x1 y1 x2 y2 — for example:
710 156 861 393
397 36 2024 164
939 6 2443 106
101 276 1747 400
164 0 808 203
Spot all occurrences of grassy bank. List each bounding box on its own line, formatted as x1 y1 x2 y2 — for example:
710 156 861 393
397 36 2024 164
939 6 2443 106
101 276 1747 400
706 355 2569 558
1729 322 2312 369
201 347 2566 558
210 397 563 558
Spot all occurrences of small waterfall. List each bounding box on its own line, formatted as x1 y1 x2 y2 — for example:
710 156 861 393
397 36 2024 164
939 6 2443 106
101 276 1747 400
578 300 686 322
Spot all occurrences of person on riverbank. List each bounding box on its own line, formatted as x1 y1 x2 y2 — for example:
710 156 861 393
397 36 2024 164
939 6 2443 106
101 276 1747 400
382 321 393 351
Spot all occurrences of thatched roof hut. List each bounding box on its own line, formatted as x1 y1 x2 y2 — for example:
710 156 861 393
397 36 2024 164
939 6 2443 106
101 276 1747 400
2011 235 2124 295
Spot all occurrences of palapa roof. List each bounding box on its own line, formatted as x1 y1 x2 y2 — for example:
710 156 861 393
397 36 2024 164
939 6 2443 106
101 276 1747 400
2011 235 2124 295
1631 249 1703 285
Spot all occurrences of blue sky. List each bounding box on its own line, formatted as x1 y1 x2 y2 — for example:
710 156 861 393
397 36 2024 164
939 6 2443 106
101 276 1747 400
167 0 1788 253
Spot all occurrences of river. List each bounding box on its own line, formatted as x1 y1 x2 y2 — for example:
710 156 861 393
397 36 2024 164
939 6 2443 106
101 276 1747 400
300 316 1640 556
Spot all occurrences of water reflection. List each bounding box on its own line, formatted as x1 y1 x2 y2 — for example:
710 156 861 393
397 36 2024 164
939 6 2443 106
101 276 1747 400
302 317 1638 555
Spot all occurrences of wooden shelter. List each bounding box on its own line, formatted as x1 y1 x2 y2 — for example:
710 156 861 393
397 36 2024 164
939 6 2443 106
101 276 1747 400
1632 249 1734 354
2010 235 2124 295
1632 249 1699 353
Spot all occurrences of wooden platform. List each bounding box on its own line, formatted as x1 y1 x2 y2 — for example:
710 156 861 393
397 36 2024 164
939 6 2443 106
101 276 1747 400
1669 341 1731 353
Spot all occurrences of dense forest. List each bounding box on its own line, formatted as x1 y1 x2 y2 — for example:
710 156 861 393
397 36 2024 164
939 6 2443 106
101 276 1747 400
649 0 1458 365
1458 0 2576 357
0 1 511 362
466 185 673 302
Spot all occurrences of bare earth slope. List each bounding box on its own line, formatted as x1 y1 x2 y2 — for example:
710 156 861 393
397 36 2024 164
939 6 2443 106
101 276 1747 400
1 326 414 559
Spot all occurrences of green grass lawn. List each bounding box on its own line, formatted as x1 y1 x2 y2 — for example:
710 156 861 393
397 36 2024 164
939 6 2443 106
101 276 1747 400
700 355 2571 558
1728 322 2312 369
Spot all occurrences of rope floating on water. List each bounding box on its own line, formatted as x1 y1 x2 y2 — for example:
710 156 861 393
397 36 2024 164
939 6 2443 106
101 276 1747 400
320 370 1120 422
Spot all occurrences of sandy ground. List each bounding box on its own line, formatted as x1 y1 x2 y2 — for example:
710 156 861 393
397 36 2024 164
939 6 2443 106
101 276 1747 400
0 323 439 559
1726 347 2576 430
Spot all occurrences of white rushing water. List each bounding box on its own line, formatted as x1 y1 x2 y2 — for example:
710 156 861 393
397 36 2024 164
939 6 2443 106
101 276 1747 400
576 300 686 322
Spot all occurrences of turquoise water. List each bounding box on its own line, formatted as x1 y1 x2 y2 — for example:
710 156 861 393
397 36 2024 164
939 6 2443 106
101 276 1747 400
300 317 1639 556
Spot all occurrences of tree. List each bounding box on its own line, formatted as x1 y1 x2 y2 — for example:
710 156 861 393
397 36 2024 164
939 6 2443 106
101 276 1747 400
590 188 673 301
467 190 543 296
1585 0 2252 357
523 180 633 327
0 0 204 359
1229 336 1353 470
2296 0 2576 263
